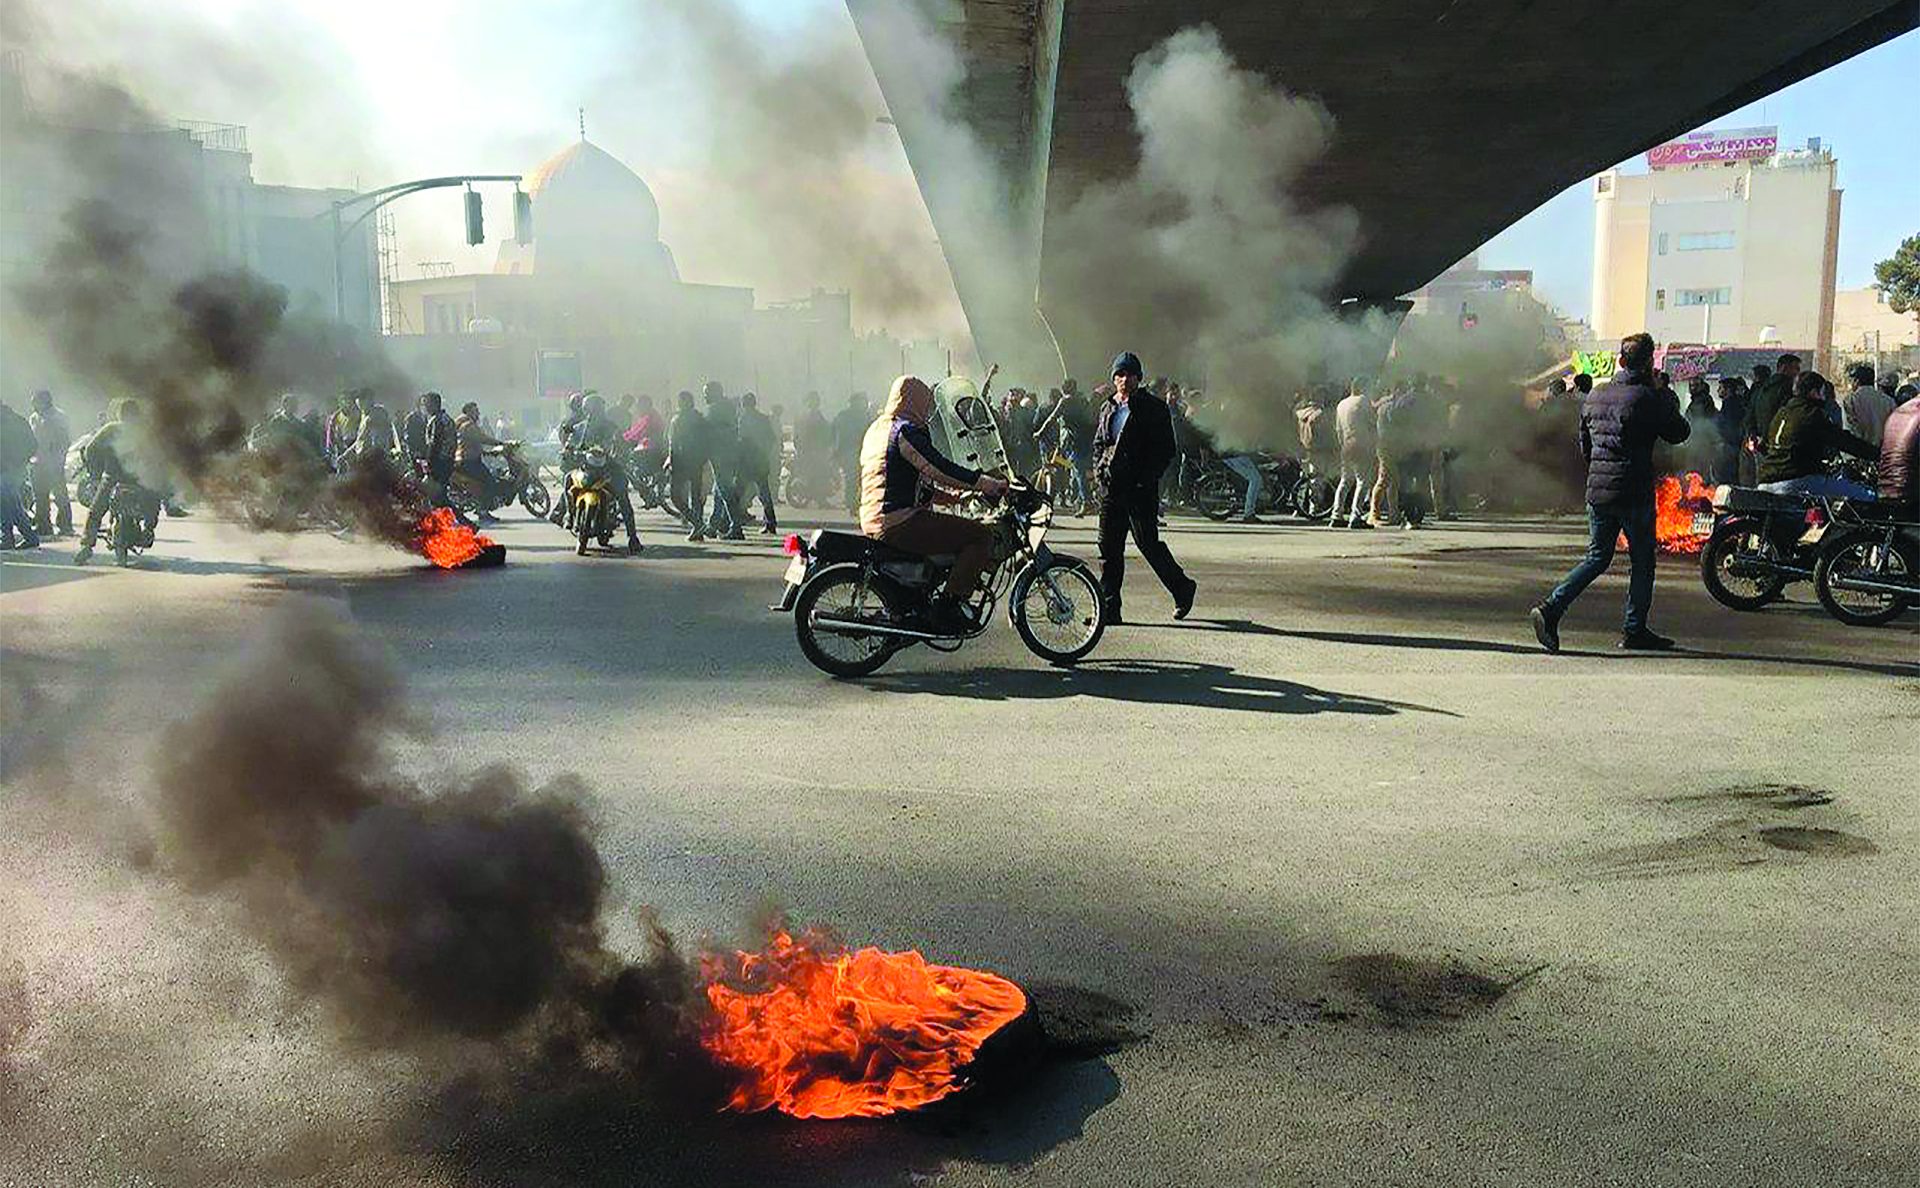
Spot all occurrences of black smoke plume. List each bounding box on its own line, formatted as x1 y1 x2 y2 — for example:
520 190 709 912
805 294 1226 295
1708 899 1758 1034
151 602 705 1080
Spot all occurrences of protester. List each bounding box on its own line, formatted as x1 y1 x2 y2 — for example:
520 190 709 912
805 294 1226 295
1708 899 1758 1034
324 392 361 464
702 381 744 540
28 389 72 537
1877 396 1919 517
418 391 460 516
73 399 155 565
736 391 779 534
1369 383 1417 527
573 394 643 554
1092 351 1195 623
0 397 40 550
1743 353 1800 455
1529 333 1691 653
625 394 665 480
1331 379 1376 529
1683 378 1721 475
833 393 870 514
1840 362 1896 446
401 393 430 469
1712 377 1748 484
668 390 709 541
454 400 502 522
793 391 831 499
1756 371 1878 499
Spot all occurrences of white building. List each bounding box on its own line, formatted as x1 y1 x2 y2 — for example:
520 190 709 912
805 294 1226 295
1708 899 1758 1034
1591 131 1840 359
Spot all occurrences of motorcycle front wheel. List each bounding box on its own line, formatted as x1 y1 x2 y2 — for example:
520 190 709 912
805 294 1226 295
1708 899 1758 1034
1813 530 1917 627
794 563 903 678
1700 520 1787 611
520 478 552 520
1010 561 1106 665
575 500 598 556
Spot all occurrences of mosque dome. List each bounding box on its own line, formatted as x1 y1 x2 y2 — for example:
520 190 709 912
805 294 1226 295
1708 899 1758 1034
496 138 678 284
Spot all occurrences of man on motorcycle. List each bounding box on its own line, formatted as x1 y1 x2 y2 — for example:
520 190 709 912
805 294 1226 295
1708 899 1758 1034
454 400 504 522
1757 371 1878 500
573 394 642 554
860 375 1008 633
1878 397 1919 519
73 399 156 565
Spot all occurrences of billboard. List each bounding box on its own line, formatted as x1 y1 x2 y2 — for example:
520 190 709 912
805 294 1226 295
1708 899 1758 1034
1647 126 1778 169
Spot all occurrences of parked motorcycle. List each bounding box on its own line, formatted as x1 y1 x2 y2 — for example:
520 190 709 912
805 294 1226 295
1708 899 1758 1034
565 446 624 556
1698 486 1827 611
1812 500 1918 626
450 441 549 520
1194 453 1302 521
774 479 1105 677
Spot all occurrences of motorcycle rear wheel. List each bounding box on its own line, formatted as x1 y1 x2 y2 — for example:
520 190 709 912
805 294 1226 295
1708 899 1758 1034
1814 530 1917 627
1010 561 1106 665
1700 521 1786 611
1292 475 1334 521
794 564 902 678
1195 473 1239 521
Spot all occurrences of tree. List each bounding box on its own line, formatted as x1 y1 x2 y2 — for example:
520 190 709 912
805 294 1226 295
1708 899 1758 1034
1873 233 1920 314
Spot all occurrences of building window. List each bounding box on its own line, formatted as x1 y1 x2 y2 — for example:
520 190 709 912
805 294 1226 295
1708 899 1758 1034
1675 287 1732 307
1657 233 1669 256
1677 231 1736 251
1655 289 1665 311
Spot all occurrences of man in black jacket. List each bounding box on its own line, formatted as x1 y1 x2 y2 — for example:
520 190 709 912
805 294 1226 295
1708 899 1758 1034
1530 333 1691 652
1093 351 1195 623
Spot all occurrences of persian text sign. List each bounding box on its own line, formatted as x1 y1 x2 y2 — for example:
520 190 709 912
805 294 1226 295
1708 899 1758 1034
1647 126 1777 168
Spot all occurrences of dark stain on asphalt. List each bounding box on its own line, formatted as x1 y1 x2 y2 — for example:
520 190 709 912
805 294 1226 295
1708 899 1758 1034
1329 954 1544 1026
1661 782 1836 810
1024 983 1149 1059
1758 826 1879 857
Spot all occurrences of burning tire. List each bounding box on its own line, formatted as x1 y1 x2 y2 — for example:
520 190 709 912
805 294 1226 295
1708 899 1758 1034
1700 520 1785 611
1009 561 1105 665
1814 529 1917 627
794 563 903 678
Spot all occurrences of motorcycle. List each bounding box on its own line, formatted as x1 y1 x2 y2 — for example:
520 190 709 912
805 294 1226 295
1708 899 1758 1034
1193 452 1302 521
1811 500 1918 627
1699 460 1873 611
774 478 1106 677
623 450 674 512
81 478 159 567
450 441 550 520
565 446 626 556
1290 461 1337 522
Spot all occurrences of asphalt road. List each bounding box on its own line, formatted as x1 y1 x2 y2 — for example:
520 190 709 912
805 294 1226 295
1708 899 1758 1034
2 503 1915 1188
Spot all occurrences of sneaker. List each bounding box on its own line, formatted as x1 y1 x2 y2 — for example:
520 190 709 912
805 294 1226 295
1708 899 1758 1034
760 523 777 535
1173 579 1197 620
1529 604 1560 654
686 528 705 542
1619 629 1675 652
72 543 92 565
627 537 644 556
15 536 41 550
1238 513 1261 524
1348 518 1374 530
925 597 973 636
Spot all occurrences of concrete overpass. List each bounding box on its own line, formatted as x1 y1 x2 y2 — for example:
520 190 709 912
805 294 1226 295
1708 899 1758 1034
847 0 1918 381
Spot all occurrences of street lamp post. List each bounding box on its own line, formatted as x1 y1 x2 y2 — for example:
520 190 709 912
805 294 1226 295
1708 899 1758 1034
324 174 525 325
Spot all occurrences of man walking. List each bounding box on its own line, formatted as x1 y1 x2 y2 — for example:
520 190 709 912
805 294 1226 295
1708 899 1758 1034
0 397 40 550
1331 379 1376 529
28 390 72 537
1093 351 1195 623
668 390 708 541
1530 333 1691 653
737 391 779 534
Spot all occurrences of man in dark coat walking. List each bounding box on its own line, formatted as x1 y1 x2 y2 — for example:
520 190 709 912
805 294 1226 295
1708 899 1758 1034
1093 351 1195 623
1530 333 1691 652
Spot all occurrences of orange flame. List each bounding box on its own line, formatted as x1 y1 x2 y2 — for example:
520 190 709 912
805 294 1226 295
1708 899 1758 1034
1620 472 1715 555
415 508 495 569
699 929 1027 1119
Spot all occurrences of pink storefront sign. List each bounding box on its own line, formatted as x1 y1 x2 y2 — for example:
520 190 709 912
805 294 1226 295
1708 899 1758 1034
1647 126 1778 168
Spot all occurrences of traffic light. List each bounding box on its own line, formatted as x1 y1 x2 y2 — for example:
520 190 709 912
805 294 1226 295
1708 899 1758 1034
464 188 484 246
513 189 533 245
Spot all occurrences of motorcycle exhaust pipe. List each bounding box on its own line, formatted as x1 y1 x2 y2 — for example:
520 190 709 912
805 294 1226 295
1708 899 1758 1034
810 614 944 642
1828 575 1920 597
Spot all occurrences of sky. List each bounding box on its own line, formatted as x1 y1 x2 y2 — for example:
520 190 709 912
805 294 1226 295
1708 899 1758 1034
37 2 1920 332
1479 30 1920 320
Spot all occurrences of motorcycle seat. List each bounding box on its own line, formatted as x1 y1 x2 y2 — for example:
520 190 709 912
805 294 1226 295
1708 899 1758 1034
807 528 953 568
1714 486 1815 513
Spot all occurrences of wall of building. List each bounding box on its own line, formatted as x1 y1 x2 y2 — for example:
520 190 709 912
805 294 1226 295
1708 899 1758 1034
1831 286 1920 352
1592 150 1837 352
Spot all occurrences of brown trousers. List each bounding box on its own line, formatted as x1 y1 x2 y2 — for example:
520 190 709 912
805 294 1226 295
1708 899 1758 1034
877 511 996 596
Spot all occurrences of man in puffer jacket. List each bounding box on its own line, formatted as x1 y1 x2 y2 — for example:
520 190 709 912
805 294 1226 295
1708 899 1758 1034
1529 333 1690 653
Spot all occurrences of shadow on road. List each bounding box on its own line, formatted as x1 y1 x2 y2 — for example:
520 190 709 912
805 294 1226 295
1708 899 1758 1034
864 658 1457 717
1152 619 1917 679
